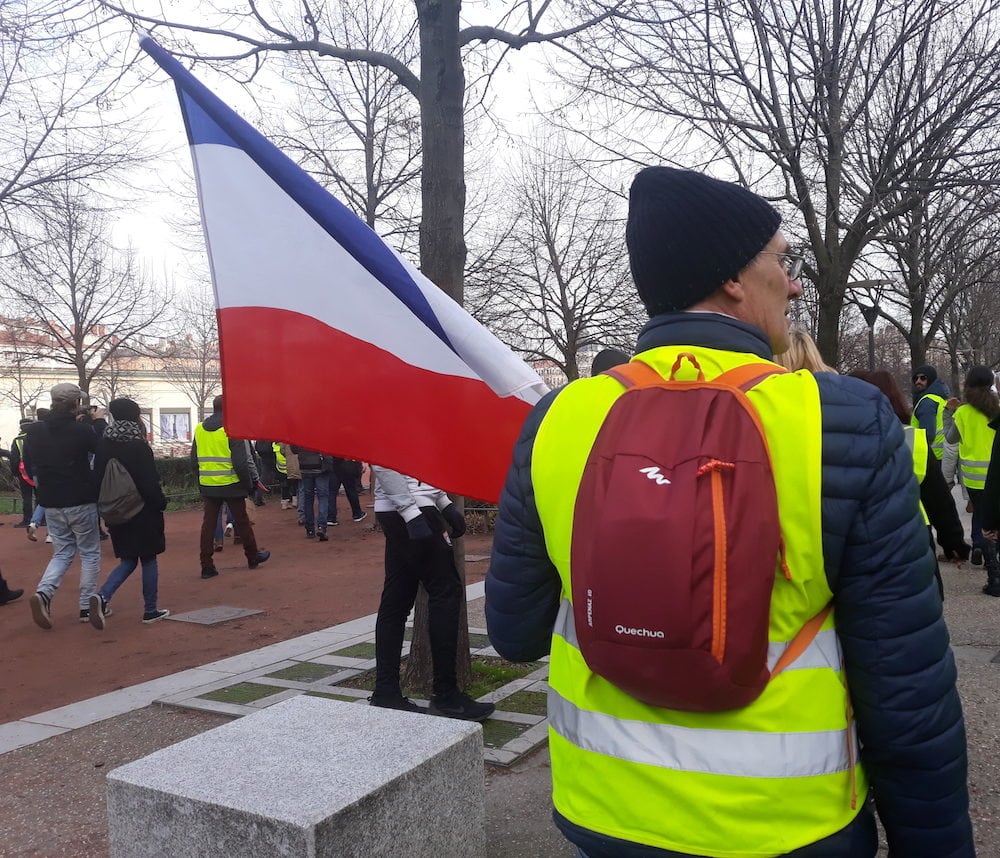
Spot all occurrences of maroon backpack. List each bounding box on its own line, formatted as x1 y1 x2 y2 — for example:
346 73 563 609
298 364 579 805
570 354 801 712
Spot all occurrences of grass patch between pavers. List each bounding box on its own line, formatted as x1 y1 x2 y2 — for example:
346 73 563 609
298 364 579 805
334 655 546 698
266 662 343 682
330 642 377 659
198 682 283 704
482 719 531 748
495 690 548 716
306 691 367 703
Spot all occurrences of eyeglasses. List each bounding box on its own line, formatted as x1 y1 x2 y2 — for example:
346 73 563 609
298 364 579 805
758 251 804 280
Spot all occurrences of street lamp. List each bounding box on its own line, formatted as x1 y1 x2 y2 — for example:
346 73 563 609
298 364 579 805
849 280 893 370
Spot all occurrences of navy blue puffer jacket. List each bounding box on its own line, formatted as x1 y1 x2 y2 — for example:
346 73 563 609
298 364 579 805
486 313 973 858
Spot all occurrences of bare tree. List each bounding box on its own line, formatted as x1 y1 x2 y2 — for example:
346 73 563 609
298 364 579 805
160 288 221 420
472 149 640 380
0 0 146 231
274 0 422 245
570 0 1000 364
91 347 142 404
0 182 170 395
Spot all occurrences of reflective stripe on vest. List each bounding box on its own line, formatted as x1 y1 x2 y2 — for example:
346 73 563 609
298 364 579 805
194 423 240 487
911 393 946 459
953 404 995 490
272 442 287 474
531 346 867 857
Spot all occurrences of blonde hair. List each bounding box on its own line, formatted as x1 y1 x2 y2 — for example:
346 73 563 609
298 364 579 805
774 328 837 373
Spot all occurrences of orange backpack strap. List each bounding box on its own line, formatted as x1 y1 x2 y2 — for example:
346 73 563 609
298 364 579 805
770 603 833 679
602 360 665 389
714 362 787 392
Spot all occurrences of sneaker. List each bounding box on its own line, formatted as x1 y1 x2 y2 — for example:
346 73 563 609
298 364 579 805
213 539 224 553
369 693 424 714
428 691 495 722
13 521 29 528
143 609 171 623
248 549 271 569
88 594 109 630
201 567 219 579
317 530 328 542
971 547 984 567
0 588 24 605
26 523 37 542
79 605 111 623
328 519 339 527
305 529 315 539
352 511 368 522
30 592 52 629
45 534 53 544
224 523 234 538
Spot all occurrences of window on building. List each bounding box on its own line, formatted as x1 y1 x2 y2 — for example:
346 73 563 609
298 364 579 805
140 410 154 442
159 410 191 442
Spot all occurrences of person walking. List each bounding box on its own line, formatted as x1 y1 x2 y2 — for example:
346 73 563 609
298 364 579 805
191 395 270 579
370 466 494 722
291 447 332 540
911 364 951 461
329 457 367 525
946 366 1000 596
10 418 35 528
487 166 972 857
25 383 101 628
88 398 170 627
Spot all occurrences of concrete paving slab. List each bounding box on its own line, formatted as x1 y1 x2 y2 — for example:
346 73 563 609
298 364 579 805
166 605 264 625
0 720 69 754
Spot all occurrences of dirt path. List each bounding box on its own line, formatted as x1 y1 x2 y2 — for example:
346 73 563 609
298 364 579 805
0 501 493 723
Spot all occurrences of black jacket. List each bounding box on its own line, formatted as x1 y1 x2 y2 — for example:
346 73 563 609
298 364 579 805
94 436 167 558
23 412 98 508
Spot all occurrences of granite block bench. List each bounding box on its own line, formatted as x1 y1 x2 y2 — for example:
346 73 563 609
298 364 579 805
106 695 485 857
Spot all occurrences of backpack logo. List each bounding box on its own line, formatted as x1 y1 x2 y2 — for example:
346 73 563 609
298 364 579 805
639 465 671 485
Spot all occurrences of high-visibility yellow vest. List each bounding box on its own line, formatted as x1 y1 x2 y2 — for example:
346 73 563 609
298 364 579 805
911 393 946 460
952 404 995 490
532 345 868 858
273 442 287 475
194 422 239 487
13 432 25 457
903 424 930 524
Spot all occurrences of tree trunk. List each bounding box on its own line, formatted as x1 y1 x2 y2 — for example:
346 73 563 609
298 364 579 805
815 279 847 368
402 0 473 696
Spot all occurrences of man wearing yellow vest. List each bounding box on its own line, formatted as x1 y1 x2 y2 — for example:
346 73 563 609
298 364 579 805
486 167 972 858
191 395 270 579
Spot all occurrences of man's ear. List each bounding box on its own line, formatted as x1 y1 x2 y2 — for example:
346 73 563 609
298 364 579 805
720 277 746 302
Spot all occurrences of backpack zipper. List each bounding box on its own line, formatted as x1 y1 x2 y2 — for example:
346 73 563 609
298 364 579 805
698 459 735 663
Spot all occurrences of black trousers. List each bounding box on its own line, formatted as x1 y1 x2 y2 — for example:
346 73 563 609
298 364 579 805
330 461 364 520
374 508 462 698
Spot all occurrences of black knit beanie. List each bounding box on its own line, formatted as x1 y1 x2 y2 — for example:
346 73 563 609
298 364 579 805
109 398 141 422
626 167 782 316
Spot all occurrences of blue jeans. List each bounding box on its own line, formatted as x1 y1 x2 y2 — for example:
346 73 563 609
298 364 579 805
300 473 330 532
99 556 159 614
30 502 46 527
968 488 998 573
214 504 234 540
36 503 101 609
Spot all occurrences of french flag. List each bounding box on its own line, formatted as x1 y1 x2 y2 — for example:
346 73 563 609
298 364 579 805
140 37 548 502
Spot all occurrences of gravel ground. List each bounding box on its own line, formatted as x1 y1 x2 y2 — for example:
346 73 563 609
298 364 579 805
1 566 995 857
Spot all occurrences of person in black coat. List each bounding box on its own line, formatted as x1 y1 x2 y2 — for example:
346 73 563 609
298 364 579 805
87 398 170 628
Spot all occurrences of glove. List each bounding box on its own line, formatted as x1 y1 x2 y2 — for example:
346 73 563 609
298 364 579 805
441 504 466 538
405 513 434 541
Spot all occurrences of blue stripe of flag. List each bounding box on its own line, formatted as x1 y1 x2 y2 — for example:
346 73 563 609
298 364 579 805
140 36 454 352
